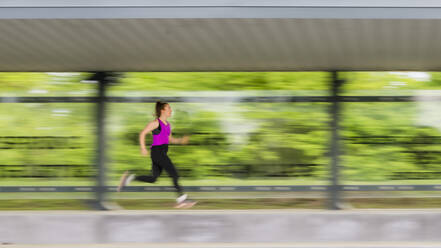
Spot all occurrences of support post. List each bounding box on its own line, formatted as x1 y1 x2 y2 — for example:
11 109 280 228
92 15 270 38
87 72 118 210
329 71 344 210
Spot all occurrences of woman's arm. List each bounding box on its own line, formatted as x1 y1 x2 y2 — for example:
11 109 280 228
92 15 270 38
169 131 189 145
139 120 159 155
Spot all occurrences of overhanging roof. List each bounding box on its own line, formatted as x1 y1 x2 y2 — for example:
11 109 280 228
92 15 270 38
1 1 441 71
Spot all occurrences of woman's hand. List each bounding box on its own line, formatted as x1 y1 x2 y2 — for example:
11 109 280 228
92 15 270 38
181 136 190 145
140 148 149 156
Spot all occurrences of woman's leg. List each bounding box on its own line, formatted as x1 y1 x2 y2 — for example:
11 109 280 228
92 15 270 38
135 162 162 183
160 155 183 196
117 151 162 192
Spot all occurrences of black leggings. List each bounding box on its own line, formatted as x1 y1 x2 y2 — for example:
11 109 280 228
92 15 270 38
135 144 183 196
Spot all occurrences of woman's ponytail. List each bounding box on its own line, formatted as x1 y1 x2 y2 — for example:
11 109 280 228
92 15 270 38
155 101 168 118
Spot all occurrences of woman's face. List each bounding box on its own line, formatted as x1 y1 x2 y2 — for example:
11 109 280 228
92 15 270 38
162 104 172 117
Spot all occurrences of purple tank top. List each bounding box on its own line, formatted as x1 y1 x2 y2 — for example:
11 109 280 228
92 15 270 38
151 118 170 147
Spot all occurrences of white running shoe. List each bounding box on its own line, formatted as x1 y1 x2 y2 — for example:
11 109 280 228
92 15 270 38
176 194 188 204
117 171 135 192
174 194 197 208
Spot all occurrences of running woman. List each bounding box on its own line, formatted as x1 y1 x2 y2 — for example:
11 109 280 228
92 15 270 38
118 101 195 208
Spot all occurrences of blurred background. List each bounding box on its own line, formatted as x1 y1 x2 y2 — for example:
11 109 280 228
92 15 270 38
1 71 441 210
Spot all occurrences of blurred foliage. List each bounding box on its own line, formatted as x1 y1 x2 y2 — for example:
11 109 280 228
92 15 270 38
1 72 441 183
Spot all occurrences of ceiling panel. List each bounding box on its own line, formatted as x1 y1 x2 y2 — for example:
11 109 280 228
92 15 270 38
0 18 440 71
